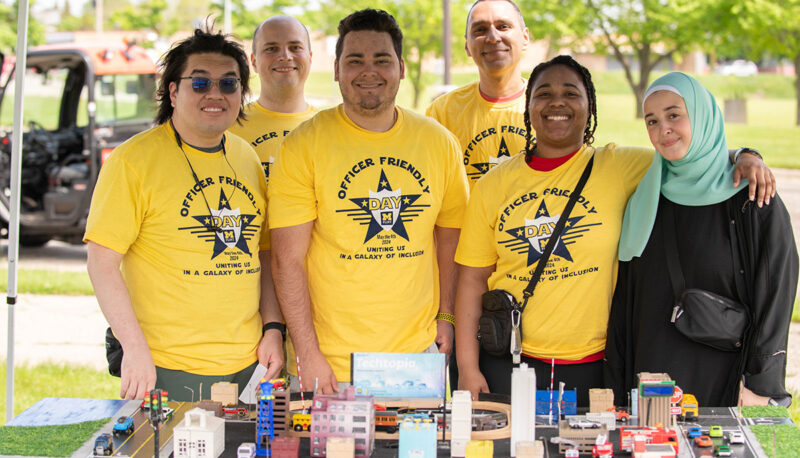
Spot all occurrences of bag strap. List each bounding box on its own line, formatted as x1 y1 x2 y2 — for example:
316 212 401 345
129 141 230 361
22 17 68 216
519 153 595 311
662 202 686 299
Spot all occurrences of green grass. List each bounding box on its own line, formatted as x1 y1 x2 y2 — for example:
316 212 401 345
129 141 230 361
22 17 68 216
0 418 110 456
750 424 800 457
741 405 791 418
0 361 119 426
0 268 94 295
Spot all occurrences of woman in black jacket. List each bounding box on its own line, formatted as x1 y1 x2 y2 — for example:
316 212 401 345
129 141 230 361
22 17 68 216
606 72 797 407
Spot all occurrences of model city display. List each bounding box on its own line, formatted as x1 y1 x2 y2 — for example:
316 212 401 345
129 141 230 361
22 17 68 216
87 355 771 458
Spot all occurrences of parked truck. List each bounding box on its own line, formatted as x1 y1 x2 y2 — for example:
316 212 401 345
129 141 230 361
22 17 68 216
0 41 157 245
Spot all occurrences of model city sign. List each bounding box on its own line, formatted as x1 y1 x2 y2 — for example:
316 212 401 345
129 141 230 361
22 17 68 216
351 353 446 398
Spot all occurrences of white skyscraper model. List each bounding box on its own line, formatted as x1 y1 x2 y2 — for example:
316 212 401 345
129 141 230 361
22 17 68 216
511 363 536 457
451 390 472 457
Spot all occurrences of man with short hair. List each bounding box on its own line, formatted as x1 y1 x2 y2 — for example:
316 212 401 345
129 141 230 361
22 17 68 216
229 15 316 182
269 8 469 394
85 28 284 402
227 15 318 380
426 0 529 186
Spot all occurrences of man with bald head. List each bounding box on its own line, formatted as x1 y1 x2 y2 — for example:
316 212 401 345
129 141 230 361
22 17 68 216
230 15 317 182
229 17 317 356
426 0 529 186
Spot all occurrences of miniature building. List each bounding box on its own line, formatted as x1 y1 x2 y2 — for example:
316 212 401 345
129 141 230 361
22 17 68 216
464 440 493 458
196 400 223 417
557 420 608 454
270 436 300 458
515 441 544 458
272 389 290 436
535 390 577 419
589 388 614 413
451 390 472 457
309 385 375 457
173 407 225 458
210 381 239 407
399 417 436 457
511 363 536 457
637 373 674 427
325 437 355 458
256 380 275 457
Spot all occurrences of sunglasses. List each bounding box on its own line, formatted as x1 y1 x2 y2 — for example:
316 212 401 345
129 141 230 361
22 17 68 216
180 76 241 94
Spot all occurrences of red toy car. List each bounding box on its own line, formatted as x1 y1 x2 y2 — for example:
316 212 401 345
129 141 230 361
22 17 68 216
695 435 713 447
609 407 630 422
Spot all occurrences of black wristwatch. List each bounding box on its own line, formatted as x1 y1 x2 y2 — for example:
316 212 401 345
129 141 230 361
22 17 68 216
262 322 287 341
734 147 762 162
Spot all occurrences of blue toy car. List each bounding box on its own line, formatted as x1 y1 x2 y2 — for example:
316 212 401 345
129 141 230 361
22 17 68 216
687 426 702 438
94 433 114 455
113 416 134 435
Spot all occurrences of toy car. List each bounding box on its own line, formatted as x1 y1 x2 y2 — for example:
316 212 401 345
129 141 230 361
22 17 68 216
237 442 256 458
680 393 699 420
695 435 713 447
687 426 702 438
112 416 134 435
609 406 630 422
94 433 114 456
709 425 723 438
728 430 745 444
568 419 601 429
716 444 732 456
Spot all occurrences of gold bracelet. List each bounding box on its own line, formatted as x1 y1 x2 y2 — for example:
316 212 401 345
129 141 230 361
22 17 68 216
436 312 455 326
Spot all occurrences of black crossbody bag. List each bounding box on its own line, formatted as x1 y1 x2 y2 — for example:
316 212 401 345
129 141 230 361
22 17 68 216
478 154 594 364
663 203 750 352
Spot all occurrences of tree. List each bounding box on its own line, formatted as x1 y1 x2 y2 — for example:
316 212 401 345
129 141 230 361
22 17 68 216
110 0 168 35
301 0 469 109
520 0 715 118
208 0 294 40
0 0 45 55
717 0 800 125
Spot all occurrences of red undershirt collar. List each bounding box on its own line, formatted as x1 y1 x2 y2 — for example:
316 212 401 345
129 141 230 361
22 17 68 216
526 148 581 172
479 86 525 103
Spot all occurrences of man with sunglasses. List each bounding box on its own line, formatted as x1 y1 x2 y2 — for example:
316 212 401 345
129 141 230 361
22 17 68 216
269 9 469 394
85 28 285 402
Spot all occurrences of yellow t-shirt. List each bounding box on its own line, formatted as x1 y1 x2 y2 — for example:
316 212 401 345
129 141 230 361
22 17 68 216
426 81 528 187
455 144 653 360
269 105 469 380
85 122 269 375
228 101 318 183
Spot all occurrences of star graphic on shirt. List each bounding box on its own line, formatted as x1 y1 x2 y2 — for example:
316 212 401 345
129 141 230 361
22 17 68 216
336 169 429 243
500 200 584 266
468 137 514 181
178 188 259 259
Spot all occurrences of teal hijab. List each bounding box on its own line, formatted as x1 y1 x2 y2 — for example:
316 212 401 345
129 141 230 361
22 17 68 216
618 72 747 261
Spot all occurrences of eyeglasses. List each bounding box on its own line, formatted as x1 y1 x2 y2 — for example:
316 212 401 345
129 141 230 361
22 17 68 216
179 76 241 94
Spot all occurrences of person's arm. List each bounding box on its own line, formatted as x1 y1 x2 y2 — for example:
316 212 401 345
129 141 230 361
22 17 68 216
742 194 798 405
455 263 494 398
434 226 460 359
86 241 155 400
271 222 338 394
257 250 284 380
731 149 776 207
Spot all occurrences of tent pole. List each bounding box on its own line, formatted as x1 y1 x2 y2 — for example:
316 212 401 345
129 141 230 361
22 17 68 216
6 0 30 423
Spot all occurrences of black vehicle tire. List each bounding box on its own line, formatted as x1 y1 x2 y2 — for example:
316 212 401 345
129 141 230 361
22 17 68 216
294 424 303 432
19 235 51 247
386 426 397 434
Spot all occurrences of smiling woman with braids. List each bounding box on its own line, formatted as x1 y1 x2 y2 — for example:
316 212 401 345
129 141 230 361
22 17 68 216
453 56 775 405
